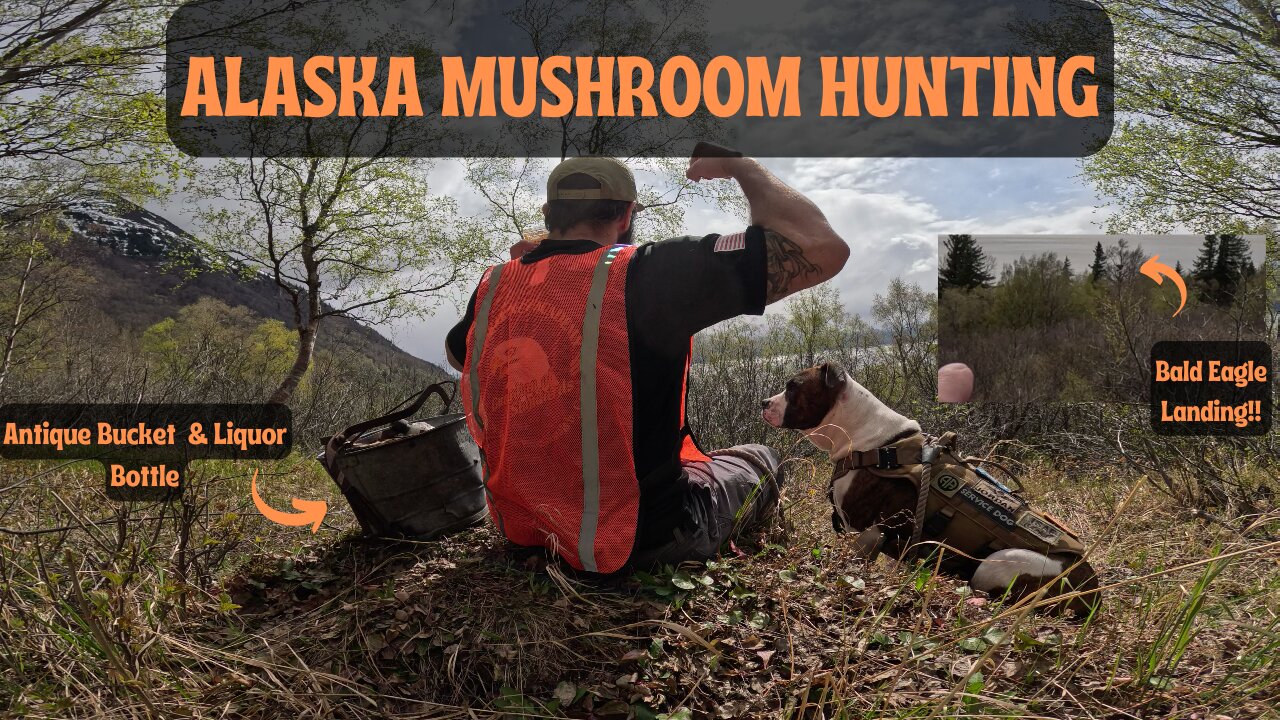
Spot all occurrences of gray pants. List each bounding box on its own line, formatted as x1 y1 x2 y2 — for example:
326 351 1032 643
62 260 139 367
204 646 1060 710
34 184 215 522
631 444 782 569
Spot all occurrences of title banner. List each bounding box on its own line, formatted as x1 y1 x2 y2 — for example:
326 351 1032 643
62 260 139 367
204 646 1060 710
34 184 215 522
166 0 1114 158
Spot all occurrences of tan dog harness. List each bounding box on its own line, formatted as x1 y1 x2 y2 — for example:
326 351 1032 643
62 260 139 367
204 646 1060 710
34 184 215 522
829 432 1087 574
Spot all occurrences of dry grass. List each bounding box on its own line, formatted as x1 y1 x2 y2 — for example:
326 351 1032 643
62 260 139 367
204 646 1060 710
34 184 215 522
1 452 1278 719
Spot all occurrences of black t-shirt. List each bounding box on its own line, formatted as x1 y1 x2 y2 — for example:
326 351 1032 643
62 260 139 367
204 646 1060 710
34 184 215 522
446 227 767 553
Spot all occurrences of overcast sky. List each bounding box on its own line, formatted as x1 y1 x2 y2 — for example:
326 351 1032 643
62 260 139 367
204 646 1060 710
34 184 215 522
973 234 1267 277
154 156 1126 368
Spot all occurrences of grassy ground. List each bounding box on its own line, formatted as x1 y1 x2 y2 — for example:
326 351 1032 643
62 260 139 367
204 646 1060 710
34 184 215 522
1 451 1277 719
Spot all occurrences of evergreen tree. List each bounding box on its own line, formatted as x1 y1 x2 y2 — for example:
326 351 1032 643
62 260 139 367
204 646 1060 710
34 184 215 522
1210 234 1251 303
939 234 994 291
1190 235 1219 281
1189 235 1221 303
1174 259 1183 275
1089 241 1106 282
1213 234 1249 279
1062 257 1073 277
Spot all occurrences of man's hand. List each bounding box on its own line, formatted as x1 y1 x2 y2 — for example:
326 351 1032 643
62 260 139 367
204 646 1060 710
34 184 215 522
687 156 743 182
510 230 547 260
687 141 746 181
509 239 537 260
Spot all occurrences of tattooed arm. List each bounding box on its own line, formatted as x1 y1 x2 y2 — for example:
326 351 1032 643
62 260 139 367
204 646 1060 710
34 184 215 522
687 157 849 303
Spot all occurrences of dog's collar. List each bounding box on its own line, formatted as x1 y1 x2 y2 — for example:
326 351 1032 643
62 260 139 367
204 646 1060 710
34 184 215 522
831 429 924 476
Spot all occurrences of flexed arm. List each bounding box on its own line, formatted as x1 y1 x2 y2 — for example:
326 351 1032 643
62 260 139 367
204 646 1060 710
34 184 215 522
688 155 849 303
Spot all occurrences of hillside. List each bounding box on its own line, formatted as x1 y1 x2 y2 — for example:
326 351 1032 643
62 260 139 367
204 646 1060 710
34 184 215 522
60 198 445 378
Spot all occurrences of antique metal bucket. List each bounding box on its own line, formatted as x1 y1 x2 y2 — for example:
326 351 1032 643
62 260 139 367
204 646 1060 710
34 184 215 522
318 381 488 540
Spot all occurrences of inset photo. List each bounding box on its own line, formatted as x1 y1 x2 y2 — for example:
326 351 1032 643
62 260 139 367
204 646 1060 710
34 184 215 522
937 234 1268 403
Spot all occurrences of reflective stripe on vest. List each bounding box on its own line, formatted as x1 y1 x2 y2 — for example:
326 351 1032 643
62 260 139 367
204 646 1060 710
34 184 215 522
577 245 624 571
466 263 507 534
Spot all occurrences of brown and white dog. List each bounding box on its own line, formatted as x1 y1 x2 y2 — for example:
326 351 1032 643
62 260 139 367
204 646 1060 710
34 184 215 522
761 362 1092 609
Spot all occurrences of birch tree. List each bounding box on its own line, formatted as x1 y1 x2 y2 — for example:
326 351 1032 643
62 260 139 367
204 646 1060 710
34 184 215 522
0 214 79 399
194 147 484 403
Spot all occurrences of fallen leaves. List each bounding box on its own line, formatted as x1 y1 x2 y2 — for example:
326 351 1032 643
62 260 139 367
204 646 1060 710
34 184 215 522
179 480 1278 720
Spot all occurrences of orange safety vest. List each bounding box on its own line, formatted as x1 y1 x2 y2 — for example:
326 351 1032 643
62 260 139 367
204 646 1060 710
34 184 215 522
461 244 709 573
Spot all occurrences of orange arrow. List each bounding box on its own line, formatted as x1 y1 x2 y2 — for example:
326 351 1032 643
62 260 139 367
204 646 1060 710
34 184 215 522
250 468 326 533
1140 255 1187 317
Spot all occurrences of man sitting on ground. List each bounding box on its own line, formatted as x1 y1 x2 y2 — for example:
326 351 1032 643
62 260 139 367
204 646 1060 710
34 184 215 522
446 153 849 572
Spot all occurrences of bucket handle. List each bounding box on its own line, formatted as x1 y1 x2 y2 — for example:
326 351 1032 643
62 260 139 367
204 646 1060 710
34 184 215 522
318 381 454 536
324 381 456 460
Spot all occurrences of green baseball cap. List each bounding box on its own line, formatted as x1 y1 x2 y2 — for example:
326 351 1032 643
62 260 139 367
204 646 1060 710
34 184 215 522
547 156 645 211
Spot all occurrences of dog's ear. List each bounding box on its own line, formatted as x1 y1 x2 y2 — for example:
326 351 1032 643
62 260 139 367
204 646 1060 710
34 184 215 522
820 362 845 388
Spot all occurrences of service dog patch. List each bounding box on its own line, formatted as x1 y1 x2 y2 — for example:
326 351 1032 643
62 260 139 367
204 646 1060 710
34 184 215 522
932 473 963 497
957 480 1023 529
1017 511 1063 544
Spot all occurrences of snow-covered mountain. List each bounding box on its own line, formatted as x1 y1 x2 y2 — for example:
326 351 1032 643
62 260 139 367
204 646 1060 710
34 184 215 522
64 198 196 260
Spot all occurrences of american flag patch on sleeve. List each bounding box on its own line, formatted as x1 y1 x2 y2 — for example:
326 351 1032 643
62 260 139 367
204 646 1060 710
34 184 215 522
713 232 746 253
